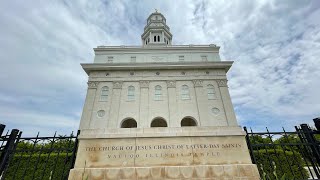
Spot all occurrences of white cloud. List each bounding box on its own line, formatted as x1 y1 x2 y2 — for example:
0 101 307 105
0 0 319 135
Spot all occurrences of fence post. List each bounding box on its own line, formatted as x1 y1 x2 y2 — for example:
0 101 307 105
0 124 5 137
300 124 320 178
70 130 80 169
314 118 320 131
243 127 257 164
0 129 19 175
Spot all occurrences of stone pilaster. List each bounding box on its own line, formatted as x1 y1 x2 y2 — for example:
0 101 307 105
139 81 149 128
108 81 123 128
217 79 238 126
79 81 99 129
166 80 178 127
192 80 203 126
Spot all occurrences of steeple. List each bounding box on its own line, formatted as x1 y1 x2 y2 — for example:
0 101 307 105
141 10 172 47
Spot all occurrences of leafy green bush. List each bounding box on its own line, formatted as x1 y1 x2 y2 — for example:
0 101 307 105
3 153 73 180
254 149 309 180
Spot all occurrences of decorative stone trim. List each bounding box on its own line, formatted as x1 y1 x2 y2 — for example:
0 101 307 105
139 81 150 88
113 81 123 89
69 164 260 179
166 80 176 88
217 80 228 87
193 80 203 87
87 81 99 89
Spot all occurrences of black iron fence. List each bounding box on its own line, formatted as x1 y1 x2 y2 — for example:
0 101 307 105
0 124 79 180
244 118 320 180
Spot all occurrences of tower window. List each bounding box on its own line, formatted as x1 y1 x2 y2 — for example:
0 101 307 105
179 56 184 61
207 84 216 100
107 56 113 63
154 85 162 101
181 85 190 100
128 86 135 101
167 41 169 45
148 38 150 42
100 86 109 101
154 36 156 42
145 40 147 45
157 36 160 42
201 55 208 61
131 56 136 63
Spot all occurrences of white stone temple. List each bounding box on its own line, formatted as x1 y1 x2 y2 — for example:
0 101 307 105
79 11 238 130
69 11 259 180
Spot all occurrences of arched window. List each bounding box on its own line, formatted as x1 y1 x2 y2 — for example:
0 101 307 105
154 36 156 42
128 86 135 101
167 41 169 45
181 85 190 100
148 38 150 42
157 36 160 42
121 118 137 128
181 117 197 126
154 85 162 100
100 86 109 101
145 40 147 45
207 84 216 100
151 118 167 127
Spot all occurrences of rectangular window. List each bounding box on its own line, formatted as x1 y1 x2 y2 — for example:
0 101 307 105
181 85 191 100
107 56 113 63
128 86 135 101
130 56 136 63
179 56 184 62
100 86 109 101
201 55 208 61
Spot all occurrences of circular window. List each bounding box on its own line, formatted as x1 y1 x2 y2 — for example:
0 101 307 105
211 108 220 115
106 72 109 76
97 110 105 118
181 72 186 75
206 71 209 75
156 72 160 75
130 72 134 76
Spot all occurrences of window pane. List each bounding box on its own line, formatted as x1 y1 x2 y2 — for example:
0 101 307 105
100 86 109 101
207 85 216 100
181 85 190 100
128 86 135 100
155 85 162 100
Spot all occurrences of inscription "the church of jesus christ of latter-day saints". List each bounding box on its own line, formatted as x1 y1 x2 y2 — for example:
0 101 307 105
84 143 242 159
85 143 241 151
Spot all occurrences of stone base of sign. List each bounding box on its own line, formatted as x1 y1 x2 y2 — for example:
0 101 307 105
68 127 260 179
68 164 260 180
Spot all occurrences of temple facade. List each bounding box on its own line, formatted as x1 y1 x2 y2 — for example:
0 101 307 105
79 11 238 130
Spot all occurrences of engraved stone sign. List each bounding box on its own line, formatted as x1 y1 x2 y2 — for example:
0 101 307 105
74 136 251 168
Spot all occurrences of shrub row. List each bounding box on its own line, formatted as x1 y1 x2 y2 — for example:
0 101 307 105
254 149 309 180
3 153 73 180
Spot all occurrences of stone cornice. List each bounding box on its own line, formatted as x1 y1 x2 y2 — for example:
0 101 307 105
217 80 228 87
112 81 123 89
166 80 176 88
193 80 203 87
94 45 220 53
82 61 233 75
139 81 150 88
87 81 99 89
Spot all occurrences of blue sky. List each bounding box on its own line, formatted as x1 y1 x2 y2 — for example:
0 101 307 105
0 0 320 136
